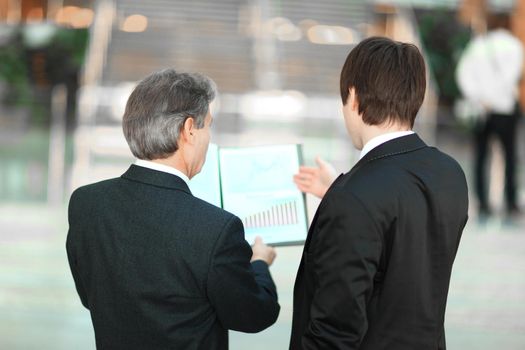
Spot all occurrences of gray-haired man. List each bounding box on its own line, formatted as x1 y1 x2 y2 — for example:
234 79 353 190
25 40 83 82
66 69 280 350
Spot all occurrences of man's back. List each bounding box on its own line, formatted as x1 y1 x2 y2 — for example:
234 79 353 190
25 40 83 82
291 135 468 349
67 165 279 350
354 137 468 349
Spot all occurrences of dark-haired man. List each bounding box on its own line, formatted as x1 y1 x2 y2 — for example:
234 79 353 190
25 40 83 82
66 69 280 350
290 37 469 349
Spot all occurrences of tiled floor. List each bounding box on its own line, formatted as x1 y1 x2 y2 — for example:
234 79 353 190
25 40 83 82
1 203 525 350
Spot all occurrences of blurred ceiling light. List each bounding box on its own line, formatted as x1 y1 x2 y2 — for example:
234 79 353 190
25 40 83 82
7 4 21 24
298 19 318 32
266 17 301 41
55 6 79 26
26 7 44 23
374 4 397 14
121 14 148 33
307 25 356 45
240 90 306 120
70 8 94 28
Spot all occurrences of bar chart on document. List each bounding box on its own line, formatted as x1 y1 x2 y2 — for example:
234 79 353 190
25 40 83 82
243 201 300 229
219 144 308 245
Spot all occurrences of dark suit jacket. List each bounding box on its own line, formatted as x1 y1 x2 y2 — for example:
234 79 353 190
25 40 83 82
66 165 280 350
290 134 468 350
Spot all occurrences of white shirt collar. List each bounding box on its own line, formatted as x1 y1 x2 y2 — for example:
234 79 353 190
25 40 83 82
360 131 415 159
134 159 190 186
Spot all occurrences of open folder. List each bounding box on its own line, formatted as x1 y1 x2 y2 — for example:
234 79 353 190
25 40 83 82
189 144 308 246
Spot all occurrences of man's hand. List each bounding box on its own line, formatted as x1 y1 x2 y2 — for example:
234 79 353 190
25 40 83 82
293 156 337 199
251 236 276 266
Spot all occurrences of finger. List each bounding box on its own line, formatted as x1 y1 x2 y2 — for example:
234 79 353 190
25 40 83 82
315 156 328 169
294 173 314 182
317 156 338 177
293 179 312 189
298 166 318 174
294 179 313 188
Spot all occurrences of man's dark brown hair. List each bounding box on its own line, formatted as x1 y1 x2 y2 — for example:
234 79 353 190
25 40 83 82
340 36 426 127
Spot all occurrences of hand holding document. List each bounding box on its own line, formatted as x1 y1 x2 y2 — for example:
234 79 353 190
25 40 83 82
251 236 276 265
190 144 308 246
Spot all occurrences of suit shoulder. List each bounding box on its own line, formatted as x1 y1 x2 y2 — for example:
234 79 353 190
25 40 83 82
334 147 460 200
429 147 465 171
419 147 468 186
70 178 121 198
182 194 239 231
68 178 120 216
339 161 400 194
193 195 234 219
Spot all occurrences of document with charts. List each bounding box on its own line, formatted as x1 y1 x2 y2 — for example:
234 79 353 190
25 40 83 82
189 144 308 246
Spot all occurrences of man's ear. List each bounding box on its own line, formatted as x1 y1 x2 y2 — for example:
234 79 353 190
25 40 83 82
181 117 195 144
349 88 359 111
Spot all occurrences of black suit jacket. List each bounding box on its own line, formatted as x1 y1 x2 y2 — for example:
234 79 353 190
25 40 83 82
290 134 468 350
66 165 280 350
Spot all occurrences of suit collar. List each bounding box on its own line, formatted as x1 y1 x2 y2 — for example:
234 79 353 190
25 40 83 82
350 133 428 173
359 130 415 160
134 159 190 186
121 164 192 194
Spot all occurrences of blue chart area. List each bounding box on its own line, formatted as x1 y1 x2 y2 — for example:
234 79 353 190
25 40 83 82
221 149 297 193
219 144 307 245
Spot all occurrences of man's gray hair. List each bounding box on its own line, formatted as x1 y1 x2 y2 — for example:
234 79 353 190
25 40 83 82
122 69 216 160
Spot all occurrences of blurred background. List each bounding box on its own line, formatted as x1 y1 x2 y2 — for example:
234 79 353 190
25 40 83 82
1 0 525 349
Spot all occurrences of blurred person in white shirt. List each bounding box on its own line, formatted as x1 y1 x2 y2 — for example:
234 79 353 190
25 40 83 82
456 14 524 219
